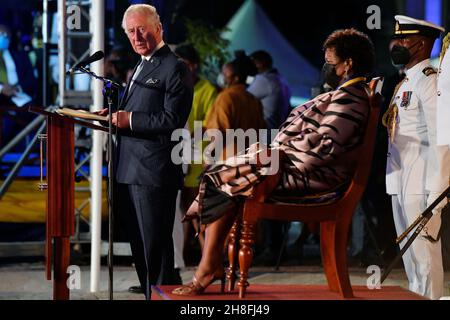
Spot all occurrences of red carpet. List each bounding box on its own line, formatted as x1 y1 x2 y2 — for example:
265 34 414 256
153 284 426 300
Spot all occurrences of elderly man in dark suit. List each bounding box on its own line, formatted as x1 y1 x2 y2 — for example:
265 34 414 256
98 4 192 299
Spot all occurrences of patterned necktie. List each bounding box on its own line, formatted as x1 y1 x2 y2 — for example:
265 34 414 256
129 58 147 90
0 51 8 84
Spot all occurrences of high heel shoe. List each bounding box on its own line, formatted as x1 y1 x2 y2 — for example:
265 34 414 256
172 269 225 296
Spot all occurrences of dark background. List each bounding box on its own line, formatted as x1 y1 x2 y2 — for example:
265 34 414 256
1 0 449 78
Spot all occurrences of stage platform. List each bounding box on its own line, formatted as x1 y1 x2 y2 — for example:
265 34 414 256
0 264 448 300
153 284 426 300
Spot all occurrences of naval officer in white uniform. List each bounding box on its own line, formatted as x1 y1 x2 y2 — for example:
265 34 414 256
437 32 450 148
384 15 450 300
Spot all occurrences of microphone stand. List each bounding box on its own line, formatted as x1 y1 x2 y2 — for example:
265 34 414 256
380 185 450 285
77 66 121 300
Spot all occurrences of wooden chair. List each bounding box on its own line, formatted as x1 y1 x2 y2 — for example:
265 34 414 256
226 77 384 298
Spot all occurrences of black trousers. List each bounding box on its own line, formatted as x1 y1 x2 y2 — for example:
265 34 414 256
117 183 178 299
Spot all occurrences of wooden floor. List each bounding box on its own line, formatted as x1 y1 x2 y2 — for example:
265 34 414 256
0 179 108 223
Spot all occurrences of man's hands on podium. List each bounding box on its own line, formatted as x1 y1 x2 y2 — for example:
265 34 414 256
95 108 131 129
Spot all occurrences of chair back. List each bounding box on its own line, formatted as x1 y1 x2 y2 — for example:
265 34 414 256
340 77 384 206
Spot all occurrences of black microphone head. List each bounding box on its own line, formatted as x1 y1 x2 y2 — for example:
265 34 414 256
90 50 105 61
67 50 105 75
84 50 104 65
73 50 105 69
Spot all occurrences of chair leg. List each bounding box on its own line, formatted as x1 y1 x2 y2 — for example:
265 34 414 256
238 219 257 298
320 220 354 298
227 218 241 292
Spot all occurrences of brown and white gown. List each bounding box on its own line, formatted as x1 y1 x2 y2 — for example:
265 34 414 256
184 78 371 226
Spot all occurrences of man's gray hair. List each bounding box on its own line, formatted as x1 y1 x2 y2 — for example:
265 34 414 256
121 4 161 31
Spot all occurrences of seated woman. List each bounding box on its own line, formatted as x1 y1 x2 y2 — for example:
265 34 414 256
172 28 376 296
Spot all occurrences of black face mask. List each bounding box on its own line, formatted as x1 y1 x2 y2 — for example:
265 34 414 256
390 41 420 67
322 63 341 89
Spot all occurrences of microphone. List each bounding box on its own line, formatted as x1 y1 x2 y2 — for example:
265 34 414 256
66 50 105 74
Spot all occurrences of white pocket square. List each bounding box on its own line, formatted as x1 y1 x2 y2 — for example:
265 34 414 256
145 78 160 85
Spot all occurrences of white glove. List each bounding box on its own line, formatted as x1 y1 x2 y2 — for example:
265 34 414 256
421 192 447 241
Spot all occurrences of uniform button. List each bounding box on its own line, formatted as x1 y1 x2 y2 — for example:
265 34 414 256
437 91 441 96
387 152 391 157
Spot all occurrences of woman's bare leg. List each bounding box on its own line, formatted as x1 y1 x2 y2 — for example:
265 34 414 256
194 207 238 283
192 219 205 250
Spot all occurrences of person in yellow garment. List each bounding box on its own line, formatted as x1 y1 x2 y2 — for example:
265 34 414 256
174 43 218 262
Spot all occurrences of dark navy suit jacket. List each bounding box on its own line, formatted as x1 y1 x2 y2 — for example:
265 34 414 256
115 45 193 188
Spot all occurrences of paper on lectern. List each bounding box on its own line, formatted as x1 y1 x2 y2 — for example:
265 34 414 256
56 107 107 121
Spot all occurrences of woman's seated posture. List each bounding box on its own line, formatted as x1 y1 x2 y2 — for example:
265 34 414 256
172 28 376 296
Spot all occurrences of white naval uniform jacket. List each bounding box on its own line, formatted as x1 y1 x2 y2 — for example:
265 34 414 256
386 59 450 195
437 43 450 147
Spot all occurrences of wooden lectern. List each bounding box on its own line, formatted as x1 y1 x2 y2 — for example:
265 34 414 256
30 106 107 300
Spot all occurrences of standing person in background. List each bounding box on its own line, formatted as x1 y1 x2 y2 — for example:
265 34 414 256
203 58 266 161
174 43 218 265
247 50 292 265
384 15 450 299
248 50 291 137
0 24 36 106
97 4 193 299
0 24 37 148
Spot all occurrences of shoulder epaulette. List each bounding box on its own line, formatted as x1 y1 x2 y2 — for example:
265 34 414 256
422 66 437 76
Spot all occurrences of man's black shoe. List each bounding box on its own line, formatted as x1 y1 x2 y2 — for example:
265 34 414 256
128 285 143 294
